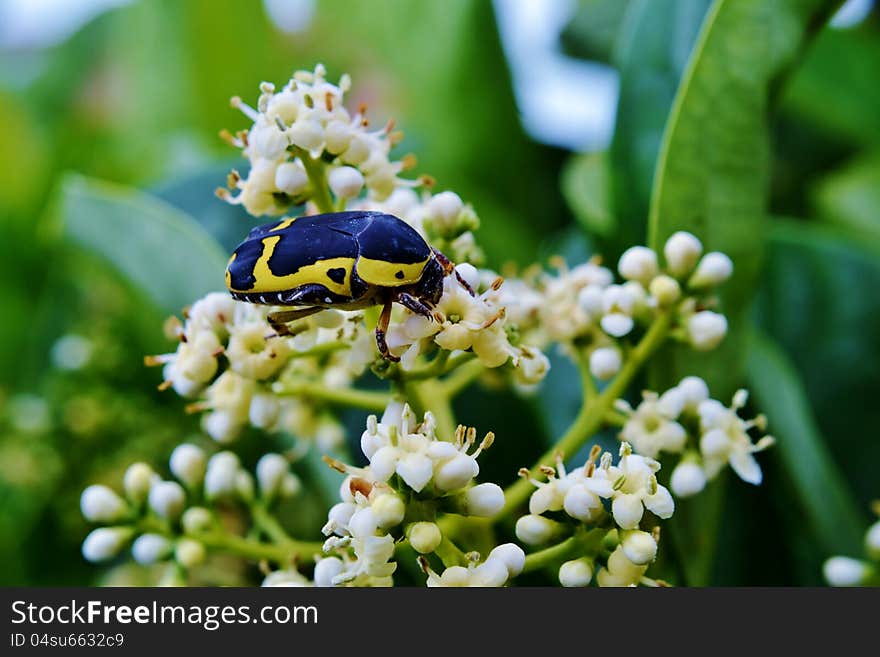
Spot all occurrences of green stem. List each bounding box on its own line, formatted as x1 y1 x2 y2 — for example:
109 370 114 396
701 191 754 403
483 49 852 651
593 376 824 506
403 350 451 380
277 381 390 412
251 503 296 546
199 531 322 565
442 358 484 398
501 312 673 517
295 147 334 213
403 380 457 438
434 535 468 568
522 527 607 573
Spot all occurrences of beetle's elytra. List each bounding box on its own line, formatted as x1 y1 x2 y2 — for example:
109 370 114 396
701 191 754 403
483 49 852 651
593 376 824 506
225 211 470 361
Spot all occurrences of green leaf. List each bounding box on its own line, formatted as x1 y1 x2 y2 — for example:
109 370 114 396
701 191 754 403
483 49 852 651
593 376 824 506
54 174 228 315
608 0 712 253
746 333 865 556
757 219 880 508
647 0 840 395
665 476 725 586
813 151 880 239
560 0 633 63
560 151 615 237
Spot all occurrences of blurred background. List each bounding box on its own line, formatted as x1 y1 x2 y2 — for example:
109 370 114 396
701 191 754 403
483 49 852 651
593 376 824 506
0 0 877 586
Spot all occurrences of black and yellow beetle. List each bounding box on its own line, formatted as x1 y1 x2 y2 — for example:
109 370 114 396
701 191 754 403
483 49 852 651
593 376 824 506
225 211 471 361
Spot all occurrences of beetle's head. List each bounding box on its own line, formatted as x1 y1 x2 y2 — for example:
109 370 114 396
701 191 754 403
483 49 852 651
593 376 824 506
413 257 445 305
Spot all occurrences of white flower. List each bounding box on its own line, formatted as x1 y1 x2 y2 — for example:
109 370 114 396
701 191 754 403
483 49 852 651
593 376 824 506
226 322 290 380
328 165 364 198
823 556 870 587
407 522 442 554
600 284 641 337
559 558 594 587
204 452 242 500
698 391 774 485
618 392 687 458
524 454 613 523
123 463 154 504
262 569 312 587
169 444 207 490
663 231 703 277
131 534 172 565
422 552 516 587
649 275 681 306
274 161 309 195
618 246 658 284
256 453 289 501
676 376 710 413
619 530 658 565
606 443 674 529
175 539 206 568
513 346 550 386
80 485 127 523
314 557 345 587
670 460 707 498
461 483 505 517
488 543 525 578
687 311 728 351
596 545 647 587
370 493 406 528
689 252 734 288
82 528 132 563
515 514 560 546
590 347 621 381
148 481 186 520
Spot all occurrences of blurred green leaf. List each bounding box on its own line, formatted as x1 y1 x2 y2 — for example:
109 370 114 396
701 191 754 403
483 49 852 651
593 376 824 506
561 0 632 63
781 25 880 146
665 476 725 585
647 0 840 395
746 333 864 555
813 151 880 238
561 151 615 237
756 219 880 506
608 0 712 253
55 174 228 315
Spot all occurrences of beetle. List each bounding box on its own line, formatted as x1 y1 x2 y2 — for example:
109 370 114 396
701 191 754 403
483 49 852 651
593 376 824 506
225 210 472 361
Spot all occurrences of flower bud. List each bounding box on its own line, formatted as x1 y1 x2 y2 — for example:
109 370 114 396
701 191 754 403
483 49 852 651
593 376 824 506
181 507 214 535
280 473 302 498
454 263 480 291
462 483 505 517
433 453 479 491
488 543 525 577
408 522 442 554
169 444 207 490
372 494 406 529
649 275 681 306
618 246 658 284
236 471 255 502
175 539 206 568
81 485 127 523
515 514 560 546
427 191 463 232
148 481 186 520
347 508 378 537
670 460 707 498
314 557 345 587
823 556 870 586
249 393 280 430
274 162 309 196
288 119 323 153
688 252 733 288
328 166 364 199
472 558 510 587
677 376 709 413
132 533 172 565
620 530 658 565
559 557 594 587
687 311 728 351
256 453 289 501
204 452 240 500
123 462 154 504
589 347 621 381
82 527 133 563
663 231 702 277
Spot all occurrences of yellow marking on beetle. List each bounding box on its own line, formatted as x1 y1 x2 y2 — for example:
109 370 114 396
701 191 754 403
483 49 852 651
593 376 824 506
224 252 236 289
356 256 428 287
269 217 297 232
231 235 355 296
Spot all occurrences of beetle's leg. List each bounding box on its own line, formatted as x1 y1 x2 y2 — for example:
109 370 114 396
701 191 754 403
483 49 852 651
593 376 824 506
375 299 400 362
431 247 475 297
396 292 435 320
267 307 324 336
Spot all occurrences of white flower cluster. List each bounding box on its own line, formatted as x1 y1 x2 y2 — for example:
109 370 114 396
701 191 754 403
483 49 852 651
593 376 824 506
516 443 673 587
502 232 732 382
80 445 300 566
823 506 880 587
148 292 373 446
217 64 415 215
317 402 509 586
615 377 775 497
384 263 549 383
420 544 525 587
